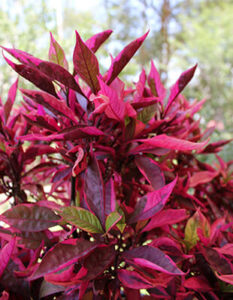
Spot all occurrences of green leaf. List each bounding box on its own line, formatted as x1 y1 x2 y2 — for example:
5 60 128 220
3 205 60 232
137 104 156 124
61 207 104 234
116 207 126 233
105 212 122 233
184 210 210 251
49 33 68 70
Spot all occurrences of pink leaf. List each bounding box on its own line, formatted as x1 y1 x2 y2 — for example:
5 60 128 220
215 244 233 257
133 134 208 153
73 31 100 94
148 60 166 101
104 179 116 215
86 29 113 53
72 146 86 176
118 269 153 289
215 273 233 285
4 78 18 123
99 79 125 121
135 156 165 190
0 238 16 278
142 209 188 232
106 31 149 85
123 246 184 275
189 171 218 187
20 89 78 123
128 178 177 223
29 239 98 280
165 64 197 113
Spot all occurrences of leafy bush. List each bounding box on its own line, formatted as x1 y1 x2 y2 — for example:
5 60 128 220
0 30 232 299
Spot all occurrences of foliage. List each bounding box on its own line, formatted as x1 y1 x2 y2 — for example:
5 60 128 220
0 29 233 299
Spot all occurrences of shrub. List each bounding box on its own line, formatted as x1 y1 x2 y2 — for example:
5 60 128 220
0 30 232 299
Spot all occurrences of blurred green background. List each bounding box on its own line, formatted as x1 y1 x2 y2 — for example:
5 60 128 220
0 0 232 160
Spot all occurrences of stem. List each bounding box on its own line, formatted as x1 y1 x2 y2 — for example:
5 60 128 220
71 176 76 205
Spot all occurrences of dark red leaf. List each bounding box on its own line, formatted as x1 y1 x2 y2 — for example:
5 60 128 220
200 246 233 275
4 78 18 123
0 238 16 278
165 64 197 113
3 205 60 232
81 246 115 280
106 31 149 85
135 156 165 190
73 31 100 94
20 89 78 123
3 55 57 97
86 30 113 53
84 155 105 225
123 246 184 275
118 269 153 289
30 239 98 280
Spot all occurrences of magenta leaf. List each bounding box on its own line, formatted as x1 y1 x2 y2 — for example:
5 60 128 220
20 89 78 123
118 269 153 289
49 32 68 70
30 239 98 280
18 126 106 142
106 31 149 85
128 178 177 223
123 246 184 275
165 64 197 113
73 31 100 94
3 205 60 232
0 238 16 278
133 134 208 153
4 78 18 123
98 79 125 121
184 276 212 292
142 209 188 232
148 60 166 101
84 155 105 225
135 156 165 190
86 29 113 53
